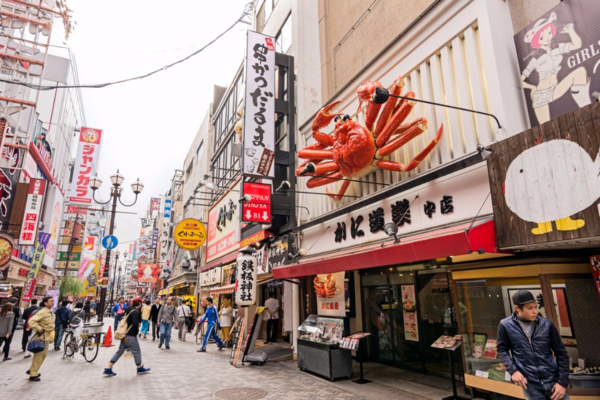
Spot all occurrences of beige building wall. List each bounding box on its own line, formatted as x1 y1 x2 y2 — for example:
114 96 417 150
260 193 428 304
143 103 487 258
507 0 561 34
318 0 436 102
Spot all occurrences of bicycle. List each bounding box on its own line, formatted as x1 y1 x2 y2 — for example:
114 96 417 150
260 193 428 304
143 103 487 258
62 321 103 363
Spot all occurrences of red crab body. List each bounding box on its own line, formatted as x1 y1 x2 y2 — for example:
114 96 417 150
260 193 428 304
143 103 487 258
297 76 443 200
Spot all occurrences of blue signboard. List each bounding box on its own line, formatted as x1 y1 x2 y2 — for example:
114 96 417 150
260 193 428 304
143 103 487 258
101 235 118 250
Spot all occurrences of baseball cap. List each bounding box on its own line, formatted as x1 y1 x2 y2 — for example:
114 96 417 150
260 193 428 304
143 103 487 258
512 290 535 306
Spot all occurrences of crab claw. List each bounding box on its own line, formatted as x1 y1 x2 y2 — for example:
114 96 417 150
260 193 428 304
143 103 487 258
312 101 343 132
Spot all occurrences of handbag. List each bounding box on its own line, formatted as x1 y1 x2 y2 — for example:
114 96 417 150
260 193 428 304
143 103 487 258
27 333 47 354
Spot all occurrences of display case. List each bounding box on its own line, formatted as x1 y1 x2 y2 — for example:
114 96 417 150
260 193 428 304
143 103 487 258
297 315 352 381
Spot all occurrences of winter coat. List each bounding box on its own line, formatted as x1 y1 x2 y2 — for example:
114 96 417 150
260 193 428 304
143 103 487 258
497 313 570 387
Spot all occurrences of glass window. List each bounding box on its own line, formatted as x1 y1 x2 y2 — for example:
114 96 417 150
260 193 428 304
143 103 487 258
276 14 292 53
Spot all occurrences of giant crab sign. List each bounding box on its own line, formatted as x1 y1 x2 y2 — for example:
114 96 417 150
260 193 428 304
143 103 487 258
297 77 443 200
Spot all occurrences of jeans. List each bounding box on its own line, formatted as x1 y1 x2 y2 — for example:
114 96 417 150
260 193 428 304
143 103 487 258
523 381 570 400
110 335 142 366
159 323 173 346
201 324 223 349
140 320 149 336
266 318 278 342
152 321 159 340
54 325 65 349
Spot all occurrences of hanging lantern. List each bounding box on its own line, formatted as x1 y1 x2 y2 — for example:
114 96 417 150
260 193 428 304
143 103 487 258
235 247 258 307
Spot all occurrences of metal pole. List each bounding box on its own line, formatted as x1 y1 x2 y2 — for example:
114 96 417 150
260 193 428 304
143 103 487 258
97 187 119 323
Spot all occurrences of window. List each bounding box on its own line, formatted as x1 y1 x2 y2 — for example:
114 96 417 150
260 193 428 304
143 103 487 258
196 141 204 164
276 14 292 53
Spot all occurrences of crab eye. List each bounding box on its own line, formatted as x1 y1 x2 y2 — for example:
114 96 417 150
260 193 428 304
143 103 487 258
334 116 341 123
343 115 350 121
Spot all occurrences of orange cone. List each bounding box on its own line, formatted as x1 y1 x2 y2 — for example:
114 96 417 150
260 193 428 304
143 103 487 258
102 326 114 347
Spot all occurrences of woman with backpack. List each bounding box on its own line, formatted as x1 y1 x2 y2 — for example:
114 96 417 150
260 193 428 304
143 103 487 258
0 302 15 361
103 297 151 377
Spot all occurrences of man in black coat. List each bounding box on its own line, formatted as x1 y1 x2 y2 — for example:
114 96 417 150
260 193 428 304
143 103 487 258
149 298 162 341
21 299 39 352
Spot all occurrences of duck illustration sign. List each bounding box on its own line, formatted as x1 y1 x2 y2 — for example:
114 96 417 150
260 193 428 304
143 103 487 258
487 102 600 249
514 0 600 127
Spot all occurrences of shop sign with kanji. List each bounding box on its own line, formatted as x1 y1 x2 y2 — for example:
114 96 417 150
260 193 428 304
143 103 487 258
19 179 46 246
174 218 207 250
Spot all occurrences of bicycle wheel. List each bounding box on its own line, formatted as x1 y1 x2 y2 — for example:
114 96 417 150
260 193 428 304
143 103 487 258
83 334 100 363
63 331 77 357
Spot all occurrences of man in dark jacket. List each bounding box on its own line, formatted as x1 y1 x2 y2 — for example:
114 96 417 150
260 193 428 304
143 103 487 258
54 300 70 351
497 290 570 400
149 298 162 341
21 299 38 352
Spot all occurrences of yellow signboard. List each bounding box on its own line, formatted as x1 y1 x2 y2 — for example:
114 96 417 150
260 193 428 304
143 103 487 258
174 218 206 250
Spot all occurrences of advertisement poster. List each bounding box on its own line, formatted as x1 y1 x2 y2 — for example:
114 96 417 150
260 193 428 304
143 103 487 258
137 263 159 283
68 127 102 204
22 232 51 301
403 311 419 342
314 272 345 317
514 0 600 127
591 256 600 299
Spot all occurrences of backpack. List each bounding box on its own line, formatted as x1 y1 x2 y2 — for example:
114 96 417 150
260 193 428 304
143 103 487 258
114 310 133 340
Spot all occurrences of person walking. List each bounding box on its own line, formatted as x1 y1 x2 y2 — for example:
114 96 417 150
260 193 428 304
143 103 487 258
112 297 126 333
150 298 162 341
264 291 280 344
103 297 151 377
0 303 15 361
27 297 55 381
176 300 191 342
157 297 177 349
1 297 21 361
197 297 223 353
53 300 70 351
497 290 570 400
139 300 151 339
21 299 39 353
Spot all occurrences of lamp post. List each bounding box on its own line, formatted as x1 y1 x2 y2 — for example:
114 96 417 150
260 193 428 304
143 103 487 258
108 250 120 308
90 170 144 323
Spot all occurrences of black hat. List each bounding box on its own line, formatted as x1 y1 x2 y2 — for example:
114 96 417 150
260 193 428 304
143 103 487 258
512 290 535 306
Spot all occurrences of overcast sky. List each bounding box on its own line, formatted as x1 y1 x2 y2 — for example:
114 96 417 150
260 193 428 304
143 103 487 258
53 0 251 252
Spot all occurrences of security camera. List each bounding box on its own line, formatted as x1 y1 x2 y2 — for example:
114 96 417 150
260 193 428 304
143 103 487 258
592 91 600 102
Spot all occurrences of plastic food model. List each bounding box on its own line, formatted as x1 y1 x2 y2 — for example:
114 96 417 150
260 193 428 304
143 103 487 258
313 274 338 298
297 76 443 200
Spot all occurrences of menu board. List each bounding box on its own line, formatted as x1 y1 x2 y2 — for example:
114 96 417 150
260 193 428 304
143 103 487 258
401 285 418 341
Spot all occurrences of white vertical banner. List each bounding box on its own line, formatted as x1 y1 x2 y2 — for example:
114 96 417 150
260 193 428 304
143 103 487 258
68 127 103 205
242 30 276 178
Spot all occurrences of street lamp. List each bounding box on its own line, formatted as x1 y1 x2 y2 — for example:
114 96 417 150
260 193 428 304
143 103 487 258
91 170 144 322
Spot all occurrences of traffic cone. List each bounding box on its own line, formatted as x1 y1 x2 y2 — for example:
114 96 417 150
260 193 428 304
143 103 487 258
102 326 114 347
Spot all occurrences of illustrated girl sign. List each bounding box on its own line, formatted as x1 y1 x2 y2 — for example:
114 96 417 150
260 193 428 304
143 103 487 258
514 1 600 127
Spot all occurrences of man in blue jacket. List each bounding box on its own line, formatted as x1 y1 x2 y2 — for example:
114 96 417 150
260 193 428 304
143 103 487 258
497 290 570 400
196 297 223 353
54 300 70 351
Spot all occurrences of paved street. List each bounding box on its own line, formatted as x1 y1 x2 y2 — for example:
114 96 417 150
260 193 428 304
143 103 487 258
0 320 451 400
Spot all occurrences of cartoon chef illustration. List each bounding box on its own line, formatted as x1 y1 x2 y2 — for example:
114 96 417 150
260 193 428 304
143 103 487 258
521 12 592 125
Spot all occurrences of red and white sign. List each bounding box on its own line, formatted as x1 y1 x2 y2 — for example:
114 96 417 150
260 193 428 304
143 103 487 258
242 182 271 223
68 127 103 205
19 179 46 245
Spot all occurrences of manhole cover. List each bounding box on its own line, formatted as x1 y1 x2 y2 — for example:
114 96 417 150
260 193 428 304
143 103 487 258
214 388 268 400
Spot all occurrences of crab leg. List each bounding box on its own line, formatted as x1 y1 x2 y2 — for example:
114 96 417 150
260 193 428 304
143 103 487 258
374 124 443 172
298 149 334 160
306 172 342 188
326 180 351 201
375 92 416 148
374 77 404 137
377 119 427 157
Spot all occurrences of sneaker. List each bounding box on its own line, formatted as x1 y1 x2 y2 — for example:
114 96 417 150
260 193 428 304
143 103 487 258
29 376 40 382
197 348 206 352
158 343 162 349
137 366 151 375
103 368 117 377
165 346 170 350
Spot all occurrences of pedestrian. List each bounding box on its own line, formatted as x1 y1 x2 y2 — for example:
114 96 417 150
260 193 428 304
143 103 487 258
150 298 162 341
197 297 223 353
103 296 151 377
53 300 70 351
140 300 151 339
112 297 126 333
26 296 55 381
157 297 177 349
0 297 21 361
83 300 91 323
21 299 39 354
219 297 233 343
497 290 570 400
0 303 15 361
264 291 279 344
176 299 191 342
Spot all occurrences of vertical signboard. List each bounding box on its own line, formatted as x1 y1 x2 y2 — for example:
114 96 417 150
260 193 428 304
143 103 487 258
242 30 276 178
22 232 51 302
68 127 102 204
19 179 46 246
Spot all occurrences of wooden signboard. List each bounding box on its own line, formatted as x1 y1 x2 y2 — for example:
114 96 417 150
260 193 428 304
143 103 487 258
487 102 600 249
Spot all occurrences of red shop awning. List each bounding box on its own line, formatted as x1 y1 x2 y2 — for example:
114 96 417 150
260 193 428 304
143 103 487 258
272 219 499 279
199 252 238 272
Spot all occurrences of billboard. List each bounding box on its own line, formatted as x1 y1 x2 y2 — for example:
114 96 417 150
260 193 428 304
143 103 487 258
68 127 102 204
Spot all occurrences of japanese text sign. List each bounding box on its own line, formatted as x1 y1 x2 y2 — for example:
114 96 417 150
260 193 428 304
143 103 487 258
235 253 257 306
19 179 46 246
242 182 271 223
69 127 102 205
174 218 207 250
22 232 51 302
242 31 276 178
